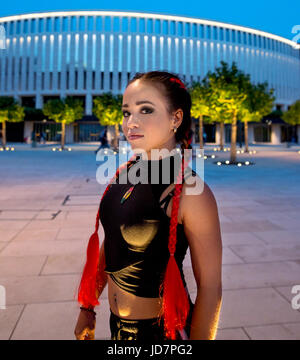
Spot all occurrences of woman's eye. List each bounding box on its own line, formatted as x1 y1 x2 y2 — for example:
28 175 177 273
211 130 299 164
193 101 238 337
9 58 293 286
141 107 153 114
122 107 153 117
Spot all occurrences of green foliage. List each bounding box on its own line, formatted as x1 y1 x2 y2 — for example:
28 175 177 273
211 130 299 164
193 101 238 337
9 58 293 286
93 92 123 127
282 100 300 125
0 96 25 123
189 80 211 120
42 96 84 124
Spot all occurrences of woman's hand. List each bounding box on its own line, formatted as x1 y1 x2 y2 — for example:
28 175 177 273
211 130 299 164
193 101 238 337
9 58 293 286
74 309 96 340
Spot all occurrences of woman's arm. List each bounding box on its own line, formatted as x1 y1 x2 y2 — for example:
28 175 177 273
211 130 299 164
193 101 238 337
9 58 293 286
181 180 223 340
95 239 108 300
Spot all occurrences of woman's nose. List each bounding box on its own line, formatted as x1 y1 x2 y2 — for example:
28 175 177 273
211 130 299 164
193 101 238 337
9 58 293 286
127 115 139 128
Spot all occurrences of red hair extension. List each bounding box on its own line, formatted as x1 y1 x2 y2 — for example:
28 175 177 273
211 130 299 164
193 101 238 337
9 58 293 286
158 130 193 340
77 155 137 308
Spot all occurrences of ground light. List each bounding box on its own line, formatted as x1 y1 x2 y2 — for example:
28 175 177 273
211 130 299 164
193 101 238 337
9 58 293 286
215 160 255 166
52 147 72 151
212 147 257 155
196 153 217 159
0 146 15 151
213 147 230 152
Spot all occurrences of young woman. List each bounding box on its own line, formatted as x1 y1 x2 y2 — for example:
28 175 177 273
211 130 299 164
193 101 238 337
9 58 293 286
74 71 223 340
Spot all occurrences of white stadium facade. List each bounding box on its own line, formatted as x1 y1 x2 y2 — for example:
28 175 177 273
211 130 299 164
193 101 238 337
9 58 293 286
0 10 299 145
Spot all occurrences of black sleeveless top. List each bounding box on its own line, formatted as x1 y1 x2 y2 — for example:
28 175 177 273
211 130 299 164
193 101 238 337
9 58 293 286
99 152 195 298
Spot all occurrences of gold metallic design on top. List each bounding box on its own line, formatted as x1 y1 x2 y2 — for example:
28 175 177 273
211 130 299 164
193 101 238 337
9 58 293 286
120 219 160 252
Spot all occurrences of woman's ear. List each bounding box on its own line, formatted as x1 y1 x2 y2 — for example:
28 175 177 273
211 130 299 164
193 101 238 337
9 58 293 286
172 109 184 129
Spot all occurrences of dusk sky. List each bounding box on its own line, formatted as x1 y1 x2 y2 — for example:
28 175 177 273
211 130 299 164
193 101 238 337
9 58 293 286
0 0 299 41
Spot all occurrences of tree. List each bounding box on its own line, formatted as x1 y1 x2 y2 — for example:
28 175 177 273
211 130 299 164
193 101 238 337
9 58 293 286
0 96 25 148
207 62 250 163
93 93 123 150
43 97 84 149
282 100 300 143
241 82 275 152
189 80 211 149
204 76 232 151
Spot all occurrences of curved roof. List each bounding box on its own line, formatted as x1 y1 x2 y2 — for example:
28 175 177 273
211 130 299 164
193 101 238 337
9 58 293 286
0 10 299 49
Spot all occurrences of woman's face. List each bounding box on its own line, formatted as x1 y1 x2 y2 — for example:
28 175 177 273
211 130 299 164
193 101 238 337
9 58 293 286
121 80 183 159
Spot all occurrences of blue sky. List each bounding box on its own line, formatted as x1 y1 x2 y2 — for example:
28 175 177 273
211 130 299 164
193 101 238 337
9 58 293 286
0 0 299 41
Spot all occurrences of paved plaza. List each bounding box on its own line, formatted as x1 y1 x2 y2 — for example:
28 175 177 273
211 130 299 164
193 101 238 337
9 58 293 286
0 142 300 340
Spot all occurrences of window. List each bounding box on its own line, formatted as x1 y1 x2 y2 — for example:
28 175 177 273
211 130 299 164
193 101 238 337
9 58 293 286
30 19 36 33
139 18 145 33
185 23 191 37
105 16 111 31
46 18 51 32
220 27 224 41
178 22 183 36
170 21 175 35
79 16 85 31
237 30 241 43
122 17 128 32
24 20 28 34
95 17 101 31
62 17 68 32
213 26 217 40
226 28 230 41
147 19 153 33
113 17 120 32
253 34 257 47
163 20 168 35
248 33 252 46
243 32 247 44
206 25 211 39
199 24 204 38
258 35 262 48
71 16 77 31
38 18 43 33
232 30 236 43
192 23 197 37
16 20 21 34
88 16 94 31
131 18 137 33
155 19 161 34
54 17 60 32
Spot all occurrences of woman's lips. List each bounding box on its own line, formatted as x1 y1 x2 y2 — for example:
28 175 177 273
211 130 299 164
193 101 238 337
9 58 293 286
128 135 144 140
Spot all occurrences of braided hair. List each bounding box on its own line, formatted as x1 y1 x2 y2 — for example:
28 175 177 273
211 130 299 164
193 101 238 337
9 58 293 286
78 71 194 340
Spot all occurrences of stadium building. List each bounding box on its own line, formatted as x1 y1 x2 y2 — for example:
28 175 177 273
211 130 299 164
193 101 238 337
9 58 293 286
0 10 299 145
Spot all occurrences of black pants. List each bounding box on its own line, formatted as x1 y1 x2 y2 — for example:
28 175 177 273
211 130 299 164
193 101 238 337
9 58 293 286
109 299 194 341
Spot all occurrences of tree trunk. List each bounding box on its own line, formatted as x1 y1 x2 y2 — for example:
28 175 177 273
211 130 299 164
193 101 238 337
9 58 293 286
244 120 249 152
114 123 120 150
230 110 237 163
1 120 6 148
61 122 65 150
199 115 203 149
220 121 224 151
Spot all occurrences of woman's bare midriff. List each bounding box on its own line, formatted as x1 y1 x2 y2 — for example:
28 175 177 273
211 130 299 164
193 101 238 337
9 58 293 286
107 275 163 319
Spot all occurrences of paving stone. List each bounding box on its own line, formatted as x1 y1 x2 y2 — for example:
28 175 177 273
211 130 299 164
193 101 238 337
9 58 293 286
0 256 46 276
229 244 300 263
215 328 249 340
244 323 300 340
253 230 300 244
0 305 24 340
218 288 300 329
222 261 300 290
